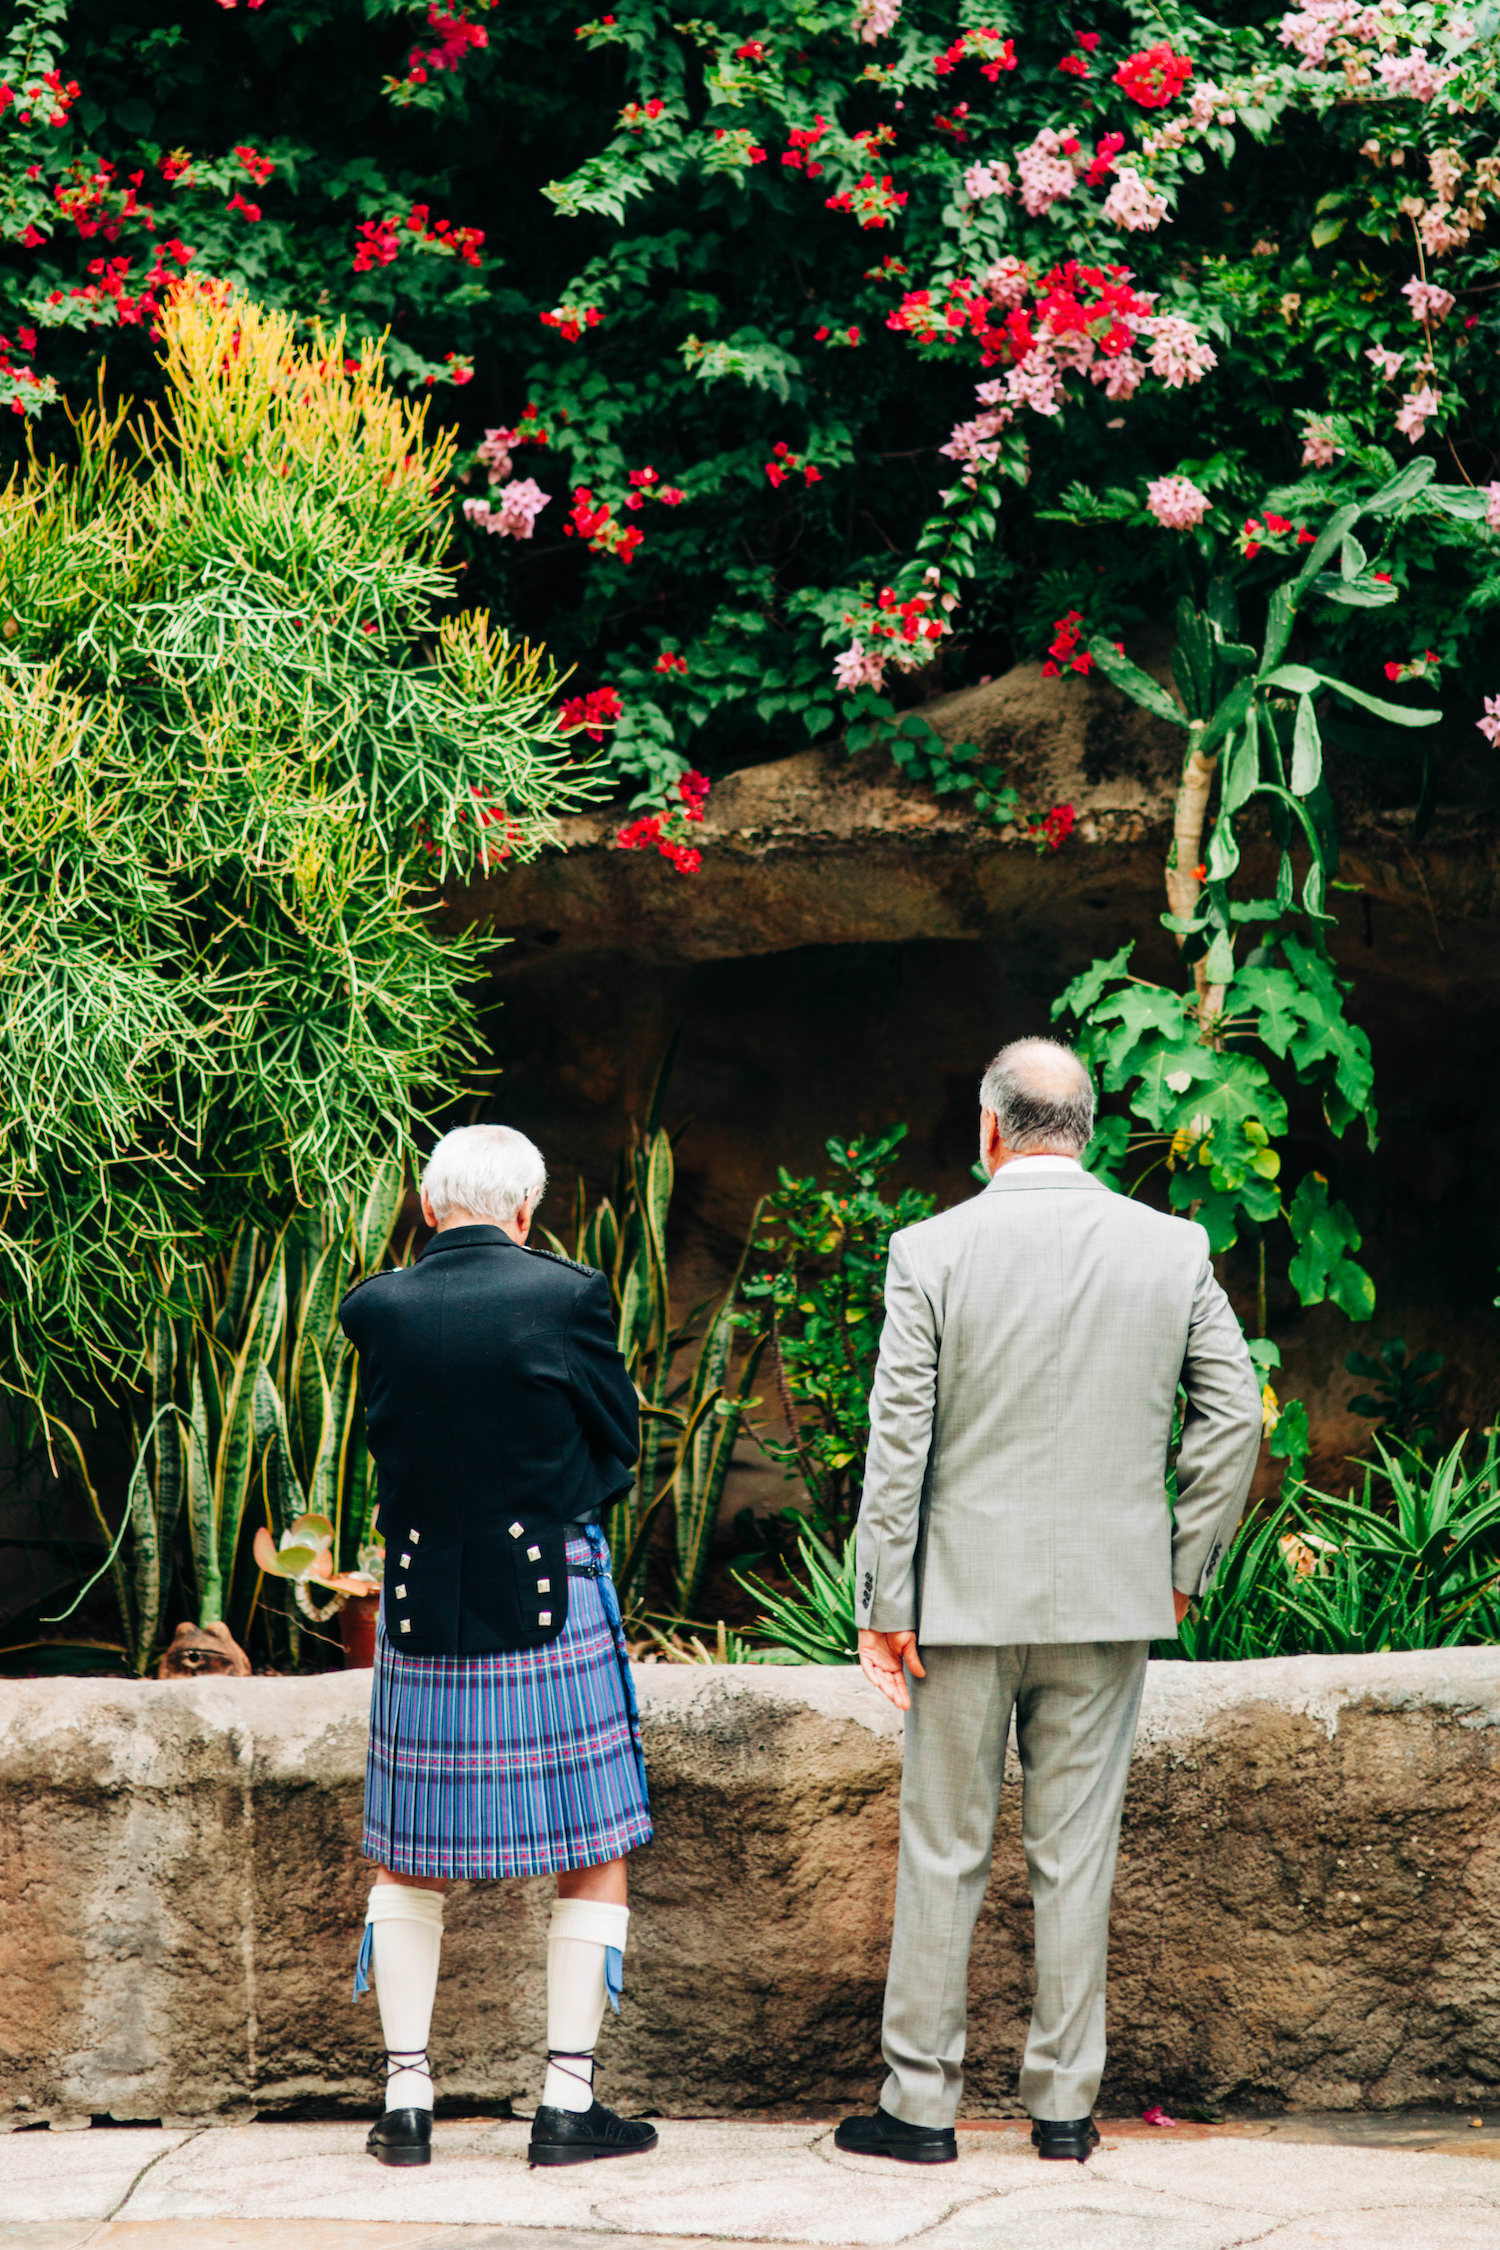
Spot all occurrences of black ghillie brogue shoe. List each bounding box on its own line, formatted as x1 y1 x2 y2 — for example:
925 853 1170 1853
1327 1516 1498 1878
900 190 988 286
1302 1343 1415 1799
366 2107 432 2167
834 2108 958 2164
1031 2115 1101 2163
528 2099 659 2167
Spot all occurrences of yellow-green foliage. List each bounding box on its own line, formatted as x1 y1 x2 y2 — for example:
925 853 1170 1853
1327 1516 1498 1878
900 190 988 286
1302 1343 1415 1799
0 287 603 1409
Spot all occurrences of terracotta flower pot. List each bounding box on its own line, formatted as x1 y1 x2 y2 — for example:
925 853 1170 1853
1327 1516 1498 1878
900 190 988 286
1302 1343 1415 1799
339 1591 381 1671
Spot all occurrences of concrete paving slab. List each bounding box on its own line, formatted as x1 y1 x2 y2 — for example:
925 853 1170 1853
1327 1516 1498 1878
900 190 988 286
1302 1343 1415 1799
1247 2214 1500 2250
1098 2136 1500 2220
6 2116 1500 2248
0 2132 189 2223
0 2226 102 2250
915 2175 1272 2250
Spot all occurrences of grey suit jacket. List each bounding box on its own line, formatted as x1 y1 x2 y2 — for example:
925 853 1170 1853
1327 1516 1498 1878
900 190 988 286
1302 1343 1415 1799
854 1168 1264 1645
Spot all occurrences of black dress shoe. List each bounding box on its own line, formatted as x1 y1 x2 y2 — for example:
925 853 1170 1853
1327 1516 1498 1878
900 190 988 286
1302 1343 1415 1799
1031 2115 1100 2163
367 2107 432 2166
529 2099 660 2167
834 2108 958 2164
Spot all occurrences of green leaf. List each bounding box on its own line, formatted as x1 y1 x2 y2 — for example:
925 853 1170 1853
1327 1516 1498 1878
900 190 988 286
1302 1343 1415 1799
1291 696 1322 795
1262 663 1321 696
1316 676 1440 728
1287 1172 1376 1319
1364 455 1437 515
1221 709 1260 813
1198 676 1255 759
1052 942 1134 1023
1259 584 1298 675
1204 928 1236 983
1085 637 1186 728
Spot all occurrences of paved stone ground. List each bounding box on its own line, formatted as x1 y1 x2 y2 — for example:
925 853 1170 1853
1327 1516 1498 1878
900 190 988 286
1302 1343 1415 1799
3 2117 1500 2250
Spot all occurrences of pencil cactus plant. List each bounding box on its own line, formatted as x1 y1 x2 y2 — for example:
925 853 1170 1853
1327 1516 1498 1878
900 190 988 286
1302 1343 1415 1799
0 283 604 1429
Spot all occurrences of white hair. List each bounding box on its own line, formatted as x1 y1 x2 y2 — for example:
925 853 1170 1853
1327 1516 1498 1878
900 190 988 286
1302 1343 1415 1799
979 1038 1096 1157
420 1124 547 1226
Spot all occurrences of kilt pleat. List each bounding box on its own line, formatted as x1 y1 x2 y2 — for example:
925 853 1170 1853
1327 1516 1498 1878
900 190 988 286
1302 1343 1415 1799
362 1527 653 1880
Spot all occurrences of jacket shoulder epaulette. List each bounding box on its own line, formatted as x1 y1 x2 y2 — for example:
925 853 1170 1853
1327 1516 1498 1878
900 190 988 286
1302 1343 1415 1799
339 1266 396 1309
522 1242 599 1280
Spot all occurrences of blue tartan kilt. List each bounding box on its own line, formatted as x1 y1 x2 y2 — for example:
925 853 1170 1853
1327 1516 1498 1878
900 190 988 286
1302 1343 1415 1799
361 1525 653 1881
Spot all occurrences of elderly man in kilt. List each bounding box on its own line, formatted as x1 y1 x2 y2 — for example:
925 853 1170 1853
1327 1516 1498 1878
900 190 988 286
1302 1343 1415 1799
340 1123 657 2172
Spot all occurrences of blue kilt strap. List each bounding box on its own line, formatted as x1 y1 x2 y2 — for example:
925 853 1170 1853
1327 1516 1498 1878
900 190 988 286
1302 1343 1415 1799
353 1918 374 2002
362 1527 653 1882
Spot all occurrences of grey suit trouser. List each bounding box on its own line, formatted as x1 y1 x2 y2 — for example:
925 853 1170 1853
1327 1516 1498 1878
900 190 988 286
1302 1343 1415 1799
880 1639 1149 2127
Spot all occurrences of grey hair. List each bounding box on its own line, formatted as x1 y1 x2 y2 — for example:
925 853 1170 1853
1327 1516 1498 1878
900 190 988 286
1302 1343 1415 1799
421 1124 547 1226
979 1038 1096 1157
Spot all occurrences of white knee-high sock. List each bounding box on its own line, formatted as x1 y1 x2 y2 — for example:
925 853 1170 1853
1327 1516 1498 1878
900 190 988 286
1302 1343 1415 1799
366 1884 445 2112
542 1898 630 2113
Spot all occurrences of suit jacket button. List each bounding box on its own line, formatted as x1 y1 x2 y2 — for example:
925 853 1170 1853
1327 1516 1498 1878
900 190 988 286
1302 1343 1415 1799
395 1585 407 1599
509 1522 525 1539
527 1544 541 1560
537 1577 551 1593
398 1620 411 1635
538 1611 552 1626
409 1529 421 1544
400 1553 412 1569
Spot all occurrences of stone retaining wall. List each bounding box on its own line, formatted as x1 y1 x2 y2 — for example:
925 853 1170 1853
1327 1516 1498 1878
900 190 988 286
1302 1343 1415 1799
2 1653 1498 2127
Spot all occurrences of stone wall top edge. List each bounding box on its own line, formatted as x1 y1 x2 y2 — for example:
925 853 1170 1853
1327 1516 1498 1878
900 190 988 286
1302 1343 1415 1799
0 1647 1495 1778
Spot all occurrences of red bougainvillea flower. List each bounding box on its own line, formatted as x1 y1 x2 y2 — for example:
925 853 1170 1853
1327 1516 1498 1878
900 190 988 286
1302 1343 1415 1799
1042 612 1093 678
825 173 909 228
782 117 828 175
615 768 710 872
654 650 689 675
734 39 766 61
541 301 602 339
1113 44 1193 108
1027 802 1077 853
559 686 623 740
764 440 822 488
1058 52 1090 77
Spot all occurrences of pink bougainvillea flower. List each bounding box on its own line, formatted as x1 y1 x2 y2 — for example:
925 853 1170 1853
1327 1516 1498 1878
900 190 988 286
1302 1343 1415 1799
1146 474 1209 529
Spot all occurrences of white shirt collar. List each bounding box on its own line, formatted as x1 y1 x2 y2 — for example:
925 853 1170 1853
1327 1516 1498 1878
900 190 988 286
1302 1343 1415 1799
985 1154 1083 1189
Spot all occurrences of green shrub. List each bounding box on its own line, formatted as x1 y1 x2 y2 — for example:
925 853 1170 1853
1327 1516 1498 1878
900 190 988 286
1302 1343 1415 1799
738 1127 935 1543
0 286 601 1414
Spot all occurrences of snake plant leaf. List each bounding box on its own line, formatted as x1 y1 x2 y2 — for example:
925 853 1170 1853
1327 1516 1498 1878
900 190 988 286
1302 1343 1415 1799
217 1244 287 1607
219 1225 261 1349
129 1404 181 1675
253 1360 306 1537
185 1365 220 1625
356 1150 406 1272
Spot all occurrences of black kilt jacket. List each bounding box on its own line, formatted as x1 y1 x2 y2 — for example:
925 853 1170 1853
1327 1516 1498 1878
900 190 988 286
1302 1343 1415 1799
338 1225 639 1656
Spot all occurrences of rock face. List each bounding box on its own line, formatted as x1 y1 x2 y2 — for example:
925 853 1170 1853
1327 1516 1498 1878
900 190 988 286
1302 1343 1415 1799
449 662 1500 965
3 1654 1498 2126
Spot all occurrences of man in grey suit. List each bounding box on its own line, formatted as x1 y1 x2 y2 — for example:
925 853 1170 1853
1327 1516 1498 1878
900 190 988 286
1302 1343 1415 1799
836 1038 1263 2167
